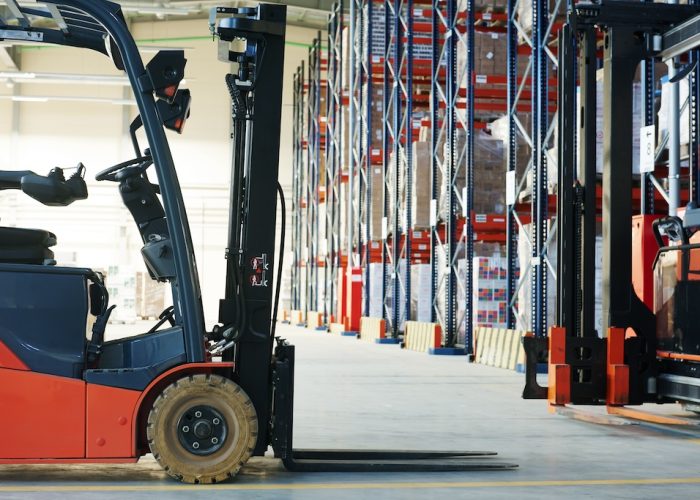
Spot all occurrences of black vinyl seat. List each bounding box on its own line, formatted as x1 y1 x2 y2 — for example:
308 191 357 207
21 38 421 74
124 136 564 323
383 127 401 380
0 227 57 264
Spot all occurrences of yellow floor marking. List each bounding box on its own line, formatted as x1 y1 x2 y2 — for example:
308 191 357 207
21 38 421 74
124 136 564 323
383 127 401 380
0 477 699 492
607 406 700 426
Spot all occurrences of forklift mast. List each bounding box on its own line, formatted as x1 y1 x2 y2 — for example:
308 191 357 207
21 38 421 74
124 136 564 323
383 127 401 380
210 4 287 456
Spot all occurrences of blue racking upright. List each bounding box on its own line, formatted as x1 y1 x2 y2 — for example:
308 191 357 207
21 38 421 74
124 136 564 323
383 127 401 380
291 63 305 313
505 0 560 336
324 2 344 325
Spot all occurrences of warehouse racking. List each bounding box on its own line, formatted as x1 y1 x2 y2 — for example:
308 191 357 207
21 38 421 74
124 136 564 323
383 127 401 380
289 0 575 352
289 0 700 355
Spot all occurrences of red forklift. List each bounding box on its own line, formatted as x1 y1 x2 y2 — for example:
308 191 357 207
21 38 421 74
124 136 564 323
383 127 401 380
523 0 700 413
0 1 514 483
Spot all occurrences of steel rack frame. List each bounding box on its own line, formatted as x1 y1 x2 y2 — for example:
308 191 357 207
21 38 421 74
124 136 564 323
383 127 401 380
306 36 323 317
505 0 562 337
324 3 344 325
291 63 305 313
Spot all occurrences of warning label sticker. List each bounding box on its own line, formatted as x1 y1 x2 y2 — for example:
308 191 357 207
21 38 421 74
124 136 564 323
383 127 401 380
250 254 269 287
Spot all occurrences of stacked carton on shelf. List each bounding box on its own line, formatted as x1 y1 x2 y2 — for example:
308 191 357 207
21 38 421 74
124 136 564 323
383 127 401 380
412 140 433 229
369 164 384 241
439 129 507 221
106 265 137 324
473 255 509 329
135 272 166 320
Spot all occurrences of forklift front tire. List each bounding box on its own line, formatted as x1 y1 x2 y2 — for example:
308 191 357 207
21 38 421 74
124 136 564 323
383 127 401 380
146 373 258 484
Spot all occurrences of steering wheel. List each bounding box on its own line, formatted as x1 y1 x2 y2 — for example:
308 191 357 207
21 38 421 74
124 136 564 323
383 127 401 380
95 155 153 182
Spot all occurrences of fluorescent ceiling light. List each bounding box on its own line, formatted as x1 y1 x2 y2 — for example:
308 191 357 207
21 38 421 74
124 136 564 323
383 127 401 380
11 95 48 102
0 71 191 87
0 71 36 79
0 95 136 106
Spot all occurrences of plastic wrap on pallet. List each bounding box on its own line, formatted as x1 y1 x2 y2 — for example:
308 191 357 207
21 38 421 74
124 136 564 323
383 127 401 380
659 77 690 148
384 259 407 332
489 113 532 179
387 145 407 237
515 224 604 335
410 263 432 323
439 129 506 222
516 222 557 331
368 262 384 318
341 26 350 91
515 0 566 43
369 165 384 241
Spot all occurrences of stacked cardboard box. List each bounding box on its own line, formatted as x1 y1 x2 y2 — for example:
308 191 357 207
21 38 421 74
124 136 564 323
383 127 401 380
410 264 433 323
106 265 137 324
362 83 384 155
364 3 439 63
446 243 509 343
439 129 507 220
457 30 507 80
412 141 433 229
369 165 385 241
472 256 509 329
135 272 166 320
460 0 507 11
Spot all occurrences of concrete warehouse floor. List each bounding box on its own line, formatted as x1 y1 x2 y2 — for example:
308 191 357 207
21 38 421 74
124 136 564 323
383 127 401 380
2 323 700 499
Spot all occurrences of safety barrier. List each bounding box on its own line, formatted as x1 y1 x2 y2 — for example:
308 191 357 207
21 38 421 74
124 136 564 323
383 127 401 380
359 317 385 342
403 321 442 353
290 310 304 326
474 327 526 371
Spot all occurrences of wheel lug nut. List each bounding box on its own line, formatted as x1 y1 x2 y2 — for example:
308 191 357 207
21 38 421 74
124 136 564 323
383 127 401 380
193 442 200 449
213 418 220 425
211 437 219 445
195 411 202 418
182 426 190 433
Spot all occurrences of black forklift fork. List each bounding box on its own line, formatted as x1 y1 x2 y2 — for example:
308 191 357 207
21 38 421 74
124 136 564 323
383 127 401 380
212 4 515 472
271 341 514 472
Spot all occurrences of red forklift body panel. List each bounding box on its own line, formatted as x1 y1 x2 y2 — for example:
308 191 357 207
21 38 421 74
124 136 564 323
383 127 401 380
0 368 85 459
86 384 141 458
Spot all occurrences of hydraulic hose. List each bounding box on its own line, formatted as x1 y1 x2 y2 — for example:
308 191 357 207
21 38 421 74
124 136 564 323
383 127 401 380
271 182 286 338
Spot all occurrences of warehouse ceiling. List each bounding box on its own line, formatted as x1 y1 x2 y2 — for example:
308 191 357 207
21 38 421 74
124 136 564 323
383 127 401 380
0 1 332 70
1 1 333 29
109 1 333 30
0 1 332 98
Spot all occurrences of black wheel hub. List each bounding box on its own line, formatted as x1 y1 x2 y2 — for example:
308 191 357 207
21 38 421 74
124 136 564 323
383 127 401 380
177 405 228 456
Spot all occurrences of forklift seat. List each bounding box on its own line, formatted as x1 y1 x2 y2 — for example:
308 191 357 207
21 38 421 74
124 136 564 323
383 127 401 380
0 226 57 264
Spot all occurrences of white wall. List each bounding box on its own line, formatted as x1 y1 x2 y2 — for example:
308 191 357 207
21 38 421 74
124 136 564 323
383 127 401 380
0 19 319 327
